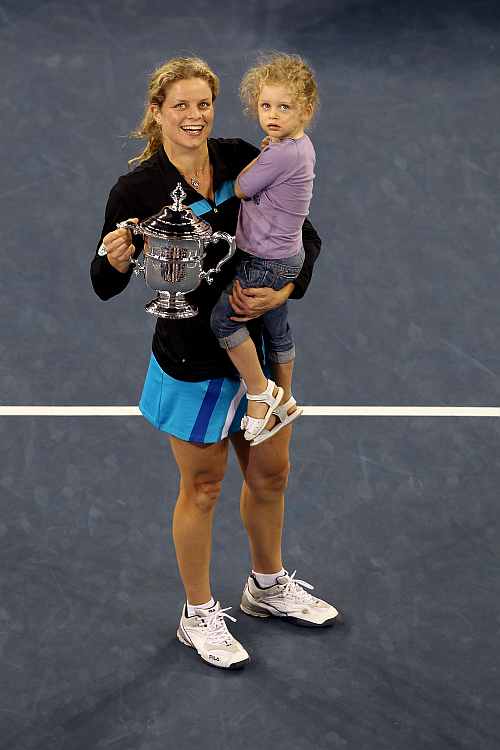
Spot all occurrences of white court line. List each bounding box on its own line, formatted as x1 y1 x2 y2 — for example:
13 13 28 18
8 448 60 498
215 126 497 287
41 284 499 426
0 406 500 417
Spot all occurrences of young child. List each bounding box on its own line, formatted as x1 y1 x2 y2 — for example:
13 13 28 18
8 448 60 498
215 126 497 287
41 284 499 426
210 53 318 445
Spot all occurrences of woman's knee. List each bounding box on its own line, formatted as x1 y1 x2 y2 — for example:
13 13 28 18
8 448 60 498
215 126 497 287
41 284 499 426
246 462 291 497
170 435 229 513
183 476 224 513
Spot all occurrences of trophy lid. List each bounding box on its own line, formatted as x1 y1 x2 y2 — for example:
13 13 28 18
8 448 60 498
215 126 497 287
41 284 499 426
140 183 213 240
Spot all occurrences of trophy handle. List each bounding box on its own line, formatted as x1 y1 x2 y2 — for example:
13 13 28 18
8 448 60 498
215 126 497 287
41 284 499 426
200 232 236 285
116 220 144 235
114 221 145 274
130 257 145 276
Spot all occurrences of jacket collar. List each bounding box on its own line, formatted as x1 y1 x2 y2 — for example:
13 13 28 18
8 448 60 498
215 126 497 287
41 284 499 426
156 140 230 201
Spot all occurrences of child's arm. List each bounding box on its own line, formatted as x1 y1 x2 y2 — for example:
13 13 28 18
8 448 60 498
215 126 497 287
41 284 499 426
234 156 260 198
235 141 291 199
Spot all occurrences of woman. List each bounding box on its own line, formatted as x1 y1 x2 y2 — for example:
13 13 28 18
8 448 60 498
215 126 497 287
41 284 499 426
91 57 341 671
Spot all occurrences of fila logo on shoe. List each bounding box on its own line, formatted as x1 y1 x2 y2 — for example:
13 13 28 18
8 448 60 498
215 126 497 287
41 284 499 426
209 655 221 662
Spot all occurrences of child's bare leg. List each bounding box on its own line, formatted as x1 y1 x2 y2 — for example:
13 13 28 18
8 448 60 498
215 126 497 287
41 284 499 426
267 359 298 429
271 360 294 402
227 338 280 420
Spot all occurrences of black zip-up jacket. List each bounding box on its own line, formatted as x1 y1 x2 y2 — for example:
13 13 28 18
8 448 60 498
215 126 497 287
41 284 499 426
91 138 321 382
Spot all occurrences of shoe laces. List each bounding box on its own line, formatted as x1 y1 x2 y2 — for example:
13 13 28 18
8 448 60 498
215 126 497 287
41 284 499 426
280 570 318 605
200 607 237 646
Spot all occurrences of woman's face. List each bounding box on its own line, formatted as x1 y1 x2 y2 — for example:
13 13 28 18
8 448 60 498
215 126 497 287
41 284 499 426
153 77 215 151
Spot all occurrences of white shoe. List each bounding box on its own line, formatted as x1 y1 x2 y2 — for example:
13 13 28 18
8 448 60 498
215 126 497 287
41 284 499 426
250 396 303 446
240 570 343 627
241 379 284 441
177 601 250 669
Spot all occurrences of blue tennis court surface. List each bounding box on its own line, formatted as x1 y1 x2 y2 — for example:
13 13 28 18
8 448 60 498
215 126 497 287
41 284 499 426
2 1 500 748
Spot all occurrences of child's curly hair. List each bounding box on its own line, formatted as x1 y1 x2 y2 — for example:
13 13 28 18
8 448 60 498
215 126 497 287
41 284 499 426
240 52 319 124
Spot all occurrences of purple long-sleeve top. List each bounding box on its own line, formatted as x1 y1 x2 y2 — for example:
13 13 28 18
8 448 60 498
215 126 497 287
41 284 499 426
236 134 315 260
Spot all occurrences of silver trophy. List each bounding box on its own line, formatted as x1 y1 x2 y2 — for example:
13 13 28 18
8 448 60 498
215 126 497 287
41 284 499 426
116 183 236 319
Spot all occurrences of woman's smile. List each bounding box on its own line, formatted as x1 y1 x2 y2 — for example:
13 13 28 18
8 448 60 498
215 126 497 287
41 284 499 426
179 123 206 137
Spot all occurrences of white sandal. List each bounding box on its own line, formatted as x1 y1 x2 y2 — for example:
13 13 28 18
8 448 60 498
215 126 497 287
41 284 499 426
241 379 284 441
250 396 303 446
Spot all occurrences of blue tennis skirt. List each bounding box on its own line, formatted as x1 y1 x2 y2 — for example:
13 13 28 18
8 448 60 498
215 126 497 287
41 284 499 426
139 354 248 443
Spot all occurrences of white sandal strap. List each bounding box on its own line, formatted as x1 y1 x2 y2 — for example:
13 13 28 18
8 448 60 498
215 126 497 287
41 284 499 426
273 397 296 422
241 380 284 440
241 415 266 435
250 401 303 446
246 379 278 407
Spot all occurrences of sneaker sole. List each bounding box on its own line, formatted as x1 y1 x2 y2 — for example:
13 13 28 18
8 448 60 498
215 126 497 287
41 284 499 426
240 603 343 628
240 602 271 619
176 628 250 670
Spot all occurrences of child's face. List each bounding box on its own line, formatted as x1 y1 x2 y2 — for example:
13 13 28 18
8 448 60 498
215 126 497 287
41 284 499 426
257 84 309 141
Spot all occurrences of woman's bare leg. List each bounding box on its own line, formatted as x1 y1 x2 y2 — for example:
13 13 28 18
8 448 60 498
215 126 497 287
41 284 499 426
230 425 292 573
267 359 299 429
169 436 229 605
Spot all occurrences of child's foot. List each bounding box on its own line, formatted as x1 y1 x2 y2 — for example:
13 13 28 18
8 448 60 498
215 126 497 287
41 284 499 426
265 396 299 431
241 380 284 441
250 395 303 446
246 382 282 421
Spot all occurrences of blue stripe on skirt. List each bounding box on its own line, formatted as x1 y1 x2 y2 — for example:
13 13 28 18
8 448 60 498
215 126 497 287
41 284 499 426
139 354 247 443
189 378 224 442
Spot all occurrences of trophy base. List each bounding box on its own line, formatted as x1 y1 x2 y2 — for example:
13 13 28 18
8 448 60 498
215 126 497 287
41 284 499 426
145 292 198 319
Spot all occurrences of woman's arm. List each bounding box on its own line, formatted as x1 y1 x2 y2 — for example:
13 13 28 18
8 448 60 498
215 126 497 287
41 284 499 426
289 217 321 300
90 185 143 301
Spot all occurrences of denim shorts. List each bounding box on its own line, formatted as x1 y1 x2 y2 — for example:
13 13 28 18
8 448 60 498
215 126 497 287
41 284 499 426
210 248 304 361
236 248 305 292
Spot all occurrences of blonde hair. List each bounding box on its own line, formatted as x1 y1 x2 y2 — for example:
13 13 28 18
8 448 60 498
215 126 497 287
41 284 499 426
240 53 319 124
129 56 219 166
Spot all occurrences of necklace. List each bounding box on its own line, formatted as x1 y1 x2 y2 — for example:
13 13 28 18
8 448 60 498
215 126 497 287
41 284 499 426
182 158 210 190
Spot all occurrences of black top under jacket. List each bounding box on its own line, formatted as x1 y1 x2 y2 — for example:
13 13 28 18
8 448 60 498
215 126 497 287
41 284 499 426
90 138 322 382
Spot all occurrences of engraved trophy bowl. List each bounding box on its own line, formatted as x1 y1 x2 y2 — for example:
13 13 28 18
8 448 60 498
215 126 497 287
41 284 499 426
117 183 236 319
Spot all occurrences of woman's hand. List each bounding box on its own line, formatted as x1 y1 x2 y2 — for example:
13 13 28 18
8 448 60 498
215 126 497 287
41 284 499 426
102 218 139 273
229 279 295 322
